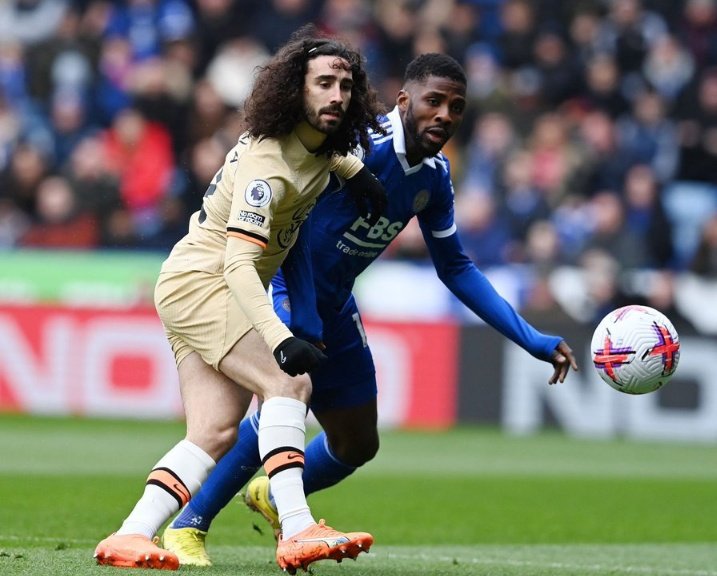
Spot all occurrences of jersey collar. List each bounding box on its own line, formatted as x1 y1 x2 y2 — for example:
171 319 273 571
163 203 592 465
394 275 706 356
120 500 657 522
388 106 437 174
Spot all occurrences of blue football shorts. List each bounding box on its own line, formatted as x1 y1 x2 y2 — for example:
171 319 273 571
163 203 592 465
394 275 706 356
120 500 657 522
272 283 377 413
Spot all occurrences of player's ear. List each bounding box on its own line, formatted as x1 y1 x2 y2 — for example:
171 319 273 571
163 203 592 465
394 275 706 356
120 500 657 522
397 89 409 111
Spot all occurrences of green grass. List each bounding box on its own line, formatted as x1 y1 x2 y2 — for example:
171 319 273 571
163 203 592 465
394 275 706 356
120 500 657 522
1 414 716 575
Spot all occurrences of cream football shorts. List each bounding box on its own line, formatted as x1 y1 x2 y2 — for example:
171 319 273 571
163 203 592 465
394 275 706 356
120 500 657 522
154 270 253 370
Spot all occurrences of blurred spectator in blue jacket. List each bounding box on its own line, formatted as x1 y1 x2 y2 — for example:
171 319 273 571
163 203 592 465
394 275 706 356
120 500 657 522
642 33 695 104
690 213 717 277
621 164 675 268
0 0 68 46
616 87 678 184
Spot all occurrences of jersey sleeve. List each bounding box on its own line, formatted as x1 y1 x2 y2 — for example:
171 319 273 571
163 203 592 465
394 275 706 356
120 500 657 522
416 161 458 238
423 229 562 360
224 236 293 352
330 153 364 180
227 162 287 249
224 164 293 351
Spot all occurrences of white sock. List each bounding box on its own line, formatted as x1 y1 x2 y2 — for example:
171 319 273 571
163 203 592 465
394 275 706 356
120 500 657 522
118 440 216 538
259 396 315 538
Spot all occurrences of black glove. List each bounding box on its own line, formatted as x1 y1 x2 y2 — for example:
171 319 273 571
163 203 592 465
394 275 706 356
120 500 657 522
273 337 328 376
344 166 387 226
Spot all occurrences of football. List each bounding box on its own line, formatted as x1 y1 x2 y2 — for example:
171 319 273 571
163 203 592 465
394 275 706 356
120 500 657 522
591 305 680 395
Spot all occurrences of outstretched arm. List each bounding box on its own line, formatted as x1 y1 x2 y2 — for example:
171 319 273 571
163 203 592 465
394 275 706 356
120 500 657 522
424 229 578 382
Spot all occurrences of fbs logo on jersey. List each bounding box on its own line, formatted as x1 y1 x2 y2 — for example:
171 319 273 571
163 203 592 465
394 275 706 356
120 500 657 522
245 179 272 207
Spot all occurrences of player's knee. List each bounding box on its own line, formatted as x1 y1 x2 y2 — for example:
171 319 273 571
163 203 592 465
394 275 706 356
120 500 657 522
265 373 312 404
188 422 238 461
331 431 379 467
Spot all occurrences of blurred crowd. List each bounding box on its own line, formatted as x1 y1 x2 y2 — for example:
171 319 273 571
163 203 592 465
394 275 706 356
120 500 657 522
2 0 717 329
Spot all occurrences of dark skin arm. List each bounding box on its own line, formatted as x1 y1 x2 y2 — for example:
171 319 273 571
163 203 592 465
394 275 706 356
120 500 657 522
548 340 579 385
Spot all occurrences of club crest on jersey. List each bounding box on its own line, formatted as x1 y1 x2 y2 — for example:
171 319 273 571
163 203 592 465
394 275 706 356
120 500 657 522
245 179 272 207
413 189 430 213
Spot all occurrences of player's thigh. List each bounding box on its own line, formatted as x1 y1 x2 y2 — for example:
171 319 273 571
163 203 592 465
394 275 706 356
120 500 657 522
178 351 254 460
218 328 312 404
309 297 377 413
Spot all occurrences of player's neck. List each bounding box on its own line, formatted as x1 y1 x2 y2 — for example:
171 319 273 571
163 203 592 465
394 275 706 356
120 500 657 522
403 131 425 167
295 121 328 153
404 148 425 167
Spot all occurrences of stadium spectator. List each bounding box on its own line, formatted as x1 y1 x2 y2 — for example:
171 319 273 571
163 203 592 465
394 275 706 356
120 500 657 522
497 0 538 71
642 33 695 104
191 0 260 77
523 218 564 271
19 174 98 248
603 0 668 79
532 25 582 108
0 0 69 46
442 0 482 63
581 53 631 118
0 41 31 112
183 78 233 149
573 108 630 196
463 42 515 116
24 5 99 107
621 164 675 268
499 149 552 248
93 25 386 573
526 112 581 204
456 188 513 267
250 0 321 53
616 87 678 184
100 106 174 236
0 141 50 216
677 0 717 68
127 55 194 155
0 198 29 247
463 110 518 192
47 88 97 167
61 133 122 241
674 66 717 184
205 37 270 108
691 213 717 277
567 8 613 69
583 190 649 270
102 0 195 63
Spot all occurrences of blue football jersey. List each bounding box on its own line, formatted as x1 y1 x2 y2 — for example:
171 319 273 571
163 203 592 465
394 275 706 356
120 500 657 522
277 106 563 361
292 106 457 311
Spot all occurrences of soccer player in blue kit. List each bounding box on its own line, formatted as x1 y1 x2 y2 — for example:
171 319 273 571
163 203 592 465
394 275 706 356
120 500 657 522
162 53 579 566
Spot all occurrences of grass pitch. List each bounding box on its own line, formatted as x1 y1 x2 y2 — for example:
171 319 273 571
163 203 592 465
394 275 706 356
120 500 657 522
0 414 716 576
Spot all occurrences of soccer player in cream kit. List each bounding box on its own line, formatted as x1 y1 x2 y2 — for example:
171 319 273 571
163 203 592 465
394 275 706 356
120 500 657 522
162 53 579 566
94 25 387 573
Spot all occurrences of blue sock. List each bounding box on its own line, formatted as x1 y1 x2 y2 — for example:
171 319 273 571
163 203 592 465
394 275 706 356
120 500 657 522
170 412 262 531
302 431 357 496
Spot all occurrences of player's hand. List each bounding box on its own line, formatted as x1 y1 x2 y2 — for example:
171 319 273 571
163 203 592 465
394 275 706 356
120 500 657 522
344 166 388 226
273 337 328 376
548 340 578 385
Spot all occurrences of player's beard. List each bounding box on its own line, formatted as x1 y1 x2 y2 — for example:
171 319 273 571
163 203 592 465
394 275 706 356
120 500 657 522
305 103 344 135
404 104 444 158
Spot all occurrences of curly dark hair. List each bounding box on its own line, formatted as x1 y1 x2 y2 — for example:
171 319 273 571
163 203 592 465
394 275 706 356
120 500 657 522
244 24 385 157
